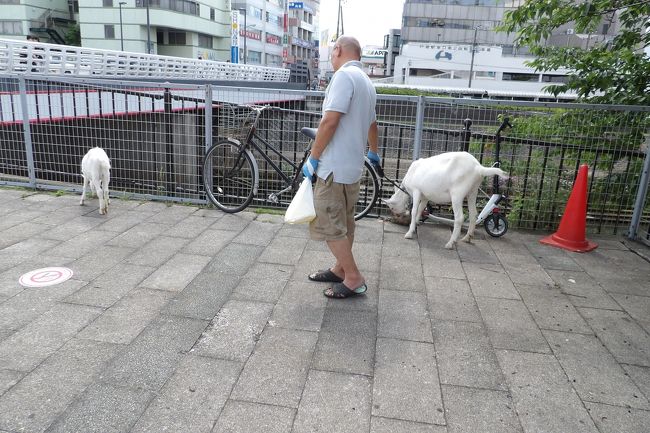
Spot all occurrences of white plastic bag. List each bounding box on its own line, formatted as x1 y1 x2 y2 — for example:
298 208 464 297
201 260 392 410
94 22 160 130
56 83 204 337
284 178 316 224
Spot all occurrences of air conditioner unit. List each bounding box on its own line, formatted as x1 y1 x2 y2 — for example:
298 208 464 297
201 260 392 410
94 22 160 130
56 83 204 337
566 29 575 35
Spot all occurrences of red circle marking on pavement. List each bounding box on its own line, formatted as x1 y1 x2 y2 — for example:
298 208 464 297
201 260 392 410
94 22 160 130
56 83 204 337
19 267 73 288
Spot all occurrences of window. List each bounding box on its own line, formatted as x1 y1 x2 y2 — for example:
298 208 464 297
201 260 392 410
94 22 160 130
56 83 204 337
168 31 186 45
210 8 215 20
198 33 212 48
474 71 496 79
0 0 20 4
157 30 164 44
104 25 115 39
502 72 539 82
0 21 21 34
250 6 262 19
103 0 113 6
542 74 568 83
248 50 261 64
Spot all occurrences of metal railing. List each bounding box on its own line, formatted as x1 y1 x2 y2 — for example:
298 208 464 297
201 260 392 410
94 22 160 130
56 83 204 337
1 74 648 245
0 38 290 82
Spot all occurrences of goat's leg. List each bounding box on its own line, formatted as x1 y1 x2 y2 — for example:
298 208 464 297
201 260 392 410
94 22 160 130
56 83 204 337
462 189 479 243
80 175 88 205
101 172 110 214
447 197 465 249
405 190 423 239
91 179 106 214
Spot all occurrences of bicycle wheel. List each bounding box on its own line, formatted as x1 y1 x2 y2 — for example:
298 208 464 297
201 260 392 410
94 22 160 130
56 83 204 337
203 140 256 213
484 213 508 237
355 160 380 220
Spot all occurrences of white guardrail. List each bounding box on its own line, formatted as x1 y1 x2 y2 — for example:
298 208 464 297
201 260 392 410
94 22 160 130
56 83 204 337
0 38 290 82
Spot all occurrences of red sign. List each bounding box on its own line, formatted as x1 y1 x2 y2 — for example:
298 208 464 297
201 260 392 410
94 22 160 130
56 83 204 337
266 34 281 45
240 29 261 40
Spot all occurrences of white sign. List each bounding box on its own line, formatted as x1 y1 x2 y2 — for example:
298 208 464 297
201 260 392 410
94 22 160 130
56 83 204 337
19 267 73 288
362 48 388 58
231 11 240 63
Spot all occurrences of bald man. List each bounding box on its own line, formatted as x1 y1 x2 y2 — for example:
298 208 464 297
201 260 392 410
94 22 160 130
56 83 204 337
302 36 381 299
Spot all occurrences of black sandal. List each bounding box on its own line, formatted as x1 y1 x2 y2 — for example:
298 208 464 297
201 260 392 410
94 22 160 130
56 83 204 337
308 269 343 283
323 282 367 299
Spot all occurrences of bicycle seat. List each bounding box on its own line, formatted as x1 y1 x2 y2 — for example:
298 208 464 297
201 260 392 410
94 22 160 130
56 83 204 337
301 127 317 140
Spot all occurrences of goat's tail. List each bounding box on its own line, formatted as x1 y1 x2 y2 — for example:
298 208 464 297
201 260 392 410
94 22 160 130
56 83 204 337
479 166 508 179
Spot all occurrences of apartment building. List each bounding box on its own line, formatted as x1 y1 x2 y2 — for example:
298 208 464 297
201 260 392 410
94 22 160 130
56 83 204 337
0 0 74 44
77 0 231 60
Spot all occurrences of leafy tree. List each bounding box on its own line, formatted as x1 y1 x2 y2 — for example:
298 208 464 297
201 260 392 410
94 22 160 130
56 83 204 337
499 0 650 105
64 24 81 46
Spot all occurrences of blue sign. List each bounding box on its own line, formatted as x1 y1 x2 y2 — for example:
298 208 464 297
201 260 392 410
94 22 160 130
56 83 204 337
435 50 452 60
288 1 303 9
231 46 239 63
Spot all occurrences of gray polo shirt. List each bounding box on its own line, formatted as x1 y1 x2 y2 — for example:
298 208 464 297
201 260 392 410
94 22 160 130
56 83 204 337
316 60 377 184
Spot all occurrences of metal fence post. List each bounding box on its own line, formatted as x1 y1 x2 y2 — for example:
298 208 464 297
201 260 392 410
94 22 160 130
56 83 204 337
203 85 213 203
412 95 425 160
461 118 472 152
18 77 36 187
164 88 174 196
628 140 650 241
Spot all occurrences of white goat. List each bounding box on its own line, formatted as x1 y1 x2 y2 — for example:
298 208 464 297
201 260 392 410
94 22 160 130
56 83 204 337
384 151 507 249
80 147 111 215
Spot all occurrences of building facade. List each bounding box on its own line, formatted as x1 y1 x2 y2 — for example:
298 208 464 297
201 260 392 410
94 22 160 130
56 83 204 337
0 0 74 44
77 0 231 60
396 0 618 94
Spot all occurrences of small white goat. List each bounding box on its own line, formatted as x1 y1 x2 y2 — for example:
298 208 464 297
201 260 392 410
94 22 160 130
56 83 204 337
384 151 507 249
80 147 111 215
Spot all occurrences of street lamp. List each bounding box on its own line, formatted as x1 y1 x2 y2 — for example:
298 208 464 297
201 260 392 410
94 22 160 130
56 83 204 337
118 2 126 51
468 26 481 88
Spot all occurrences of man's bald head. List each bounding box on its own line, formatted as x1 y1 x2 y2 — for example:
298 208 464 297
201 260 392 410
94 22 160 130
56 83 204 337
335 36 362 59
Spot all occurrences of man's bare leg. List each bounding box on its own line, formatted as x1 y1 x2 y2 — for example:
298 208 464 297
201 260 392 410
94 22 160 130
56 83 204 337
329 234 354 280
327 236 364 289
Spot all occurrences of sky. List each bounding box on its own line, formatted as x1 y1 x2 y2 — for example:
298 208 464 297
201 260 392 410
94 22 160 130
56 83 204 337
318 0 405 47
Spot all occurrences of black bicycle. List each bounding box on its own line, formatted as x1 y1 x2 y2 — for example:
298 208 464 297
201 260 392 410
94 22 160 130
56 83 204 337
202 103 381 219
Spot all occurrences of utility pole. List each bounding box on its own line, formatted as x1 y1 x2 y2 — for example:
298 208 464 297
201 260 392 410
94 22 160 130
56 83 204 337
119 1 126 51
146 0 151 54
241 8 247 64
335 0 341 39
468 26 478 88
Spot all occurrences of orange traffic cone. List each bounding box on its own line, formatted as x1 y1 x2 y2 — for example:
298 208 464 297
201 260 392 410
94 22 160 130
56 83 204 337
540 164 598 253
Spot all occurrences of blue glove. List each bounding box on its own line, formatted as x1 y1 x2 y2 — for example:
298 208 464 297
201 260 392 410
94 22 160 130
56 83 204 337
367 150 381 166
302 156 319 181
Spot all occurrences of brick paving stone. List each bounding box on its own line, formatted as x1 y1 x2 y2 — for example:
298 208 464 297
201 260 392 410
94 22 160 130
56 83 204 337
65 263 155 308
382 232 421 258
162 271 240 320
416 223 453 253
105 222 171 249
45 382 153 433
292 370 372 433
476 297 550 354
442 385 522 433
165 215 217 239
609 293 650 333
462 261 520 299
0 303 102 372
202 243 264 277
0 254 75 298
270 279 327 332
622 364 650 401
78 288 174 344
547 269 620 309
0 338 120 433
212 400 295 433
578 307 650 367
192 300 273 361
372 337 444 425
351 241 382 273
585 401 650 433
526 242 581 271
183 229 238 256
233 220 282 246
370 417 448 433
379 255 425 292
495 251 556 287
130 355 242 433
378 290 432 343
146 204 196 225
39 215 106 241
258 235 308 266
497 350 598 433
45 230 117 259
140 253 211 291
433 321 506 391
543 330 649 409
516 283 593 334
0 370 22 397
312 308 377 376
456 239 500 265
67 245 134 281
210 212 255 232
0 221 51 249
230 327 318 408
95 211 152 233
101 315 208 392
231 263 293 303
126 236 189 267
425 277 482 323
420 248 464 280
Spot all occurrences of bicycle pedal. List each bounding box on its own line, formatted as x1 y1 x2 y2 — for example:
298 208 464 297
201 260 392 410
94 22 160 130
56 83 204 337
268 193 279 204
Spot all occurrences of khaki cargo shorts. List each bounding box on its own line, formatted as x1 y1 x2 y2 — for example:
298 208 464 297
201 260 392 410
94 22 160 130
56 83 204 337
309 174 360 241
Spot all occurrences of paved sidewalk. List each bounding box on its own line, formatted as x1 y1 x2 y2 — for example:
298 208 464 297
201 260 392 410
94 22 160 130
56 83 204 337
0 188 649 433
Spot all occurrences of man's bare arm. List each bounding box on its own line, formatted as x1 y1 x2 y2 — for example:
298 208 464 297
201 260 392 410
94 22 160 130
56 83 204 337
368 121 378 153
310 111 343 160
